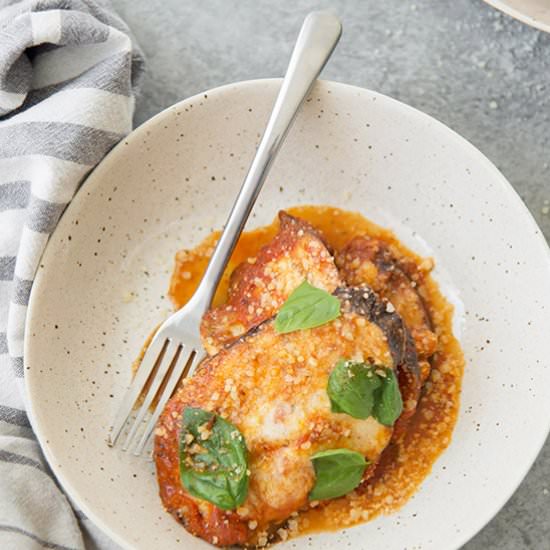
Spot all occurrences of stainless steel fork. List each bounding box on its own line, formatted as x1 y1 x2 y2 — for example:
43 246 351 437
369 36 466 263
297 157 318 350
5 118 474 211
108 11 342 455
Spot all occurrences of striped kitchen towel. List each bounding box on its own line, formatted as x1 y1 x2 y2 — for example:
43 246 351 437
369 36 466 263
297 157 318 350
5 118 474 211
0 0 144 548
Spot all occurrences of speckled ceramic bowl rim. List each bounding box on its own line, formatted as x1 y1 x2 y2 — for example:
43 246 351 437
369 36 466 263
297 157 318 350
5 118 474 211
25 78 550 550
483 0 550 33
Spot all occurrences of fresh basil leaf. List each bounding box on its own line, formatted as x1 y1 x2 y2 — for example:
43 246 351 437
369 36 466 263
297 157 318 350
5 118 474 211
275 280 340 334
327 359 382 419
308 448 368 501
179 407 249 510
327 360 403 426
373 368 403 426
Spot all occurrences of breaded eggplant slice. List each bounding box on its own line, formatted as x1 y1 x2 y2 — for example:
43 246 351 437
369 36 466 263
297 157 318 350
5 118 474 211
336 236 437 382
200 211 341 355
155 287 419 547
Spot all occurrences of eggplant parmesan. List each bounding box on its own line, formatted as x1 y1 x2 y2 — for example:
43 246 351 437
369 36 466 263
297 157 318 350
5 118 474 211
152 206 465 547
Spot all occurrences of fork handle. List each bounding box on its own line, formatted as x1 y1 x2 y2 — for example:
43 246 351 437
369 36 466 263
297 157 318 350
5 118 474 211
192 11 342 311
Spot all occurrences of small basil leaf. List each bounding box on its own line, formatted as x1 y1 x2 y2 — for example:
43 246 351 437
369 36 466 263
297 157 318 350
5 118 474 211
308 448 368 501
275 280 340 334
327 360 382 419
179 407 249 510
327 360 403 426
372 368 403 426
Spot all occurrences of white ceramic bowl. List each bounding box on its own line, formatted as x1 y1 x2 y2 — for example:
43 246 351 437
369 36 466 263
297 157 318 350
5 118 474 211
25 79 550 550
484 0 550 32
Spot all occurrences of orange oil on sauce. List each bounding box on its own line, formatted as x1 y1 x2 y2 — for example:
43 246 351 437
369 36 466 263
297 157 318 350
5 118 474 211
169 205 406 310
167 205 465 536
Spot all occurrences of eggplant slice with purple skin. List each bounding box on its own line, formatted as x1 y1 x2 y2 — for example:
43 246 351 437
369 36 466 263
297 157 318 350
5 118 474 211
336 236 438 384
334 286 420 438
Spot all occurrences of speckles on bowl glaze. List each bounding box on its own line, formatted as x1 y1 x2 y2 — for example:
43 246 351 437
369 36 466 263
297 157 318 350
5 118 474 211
23 80 550 550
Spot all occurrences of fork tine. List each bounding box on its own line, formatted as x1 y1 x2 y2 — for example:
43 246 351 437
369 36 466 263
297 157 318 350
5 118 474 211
108 333 166 446
185 349 203 379
122 339 181 451
132 349 199 456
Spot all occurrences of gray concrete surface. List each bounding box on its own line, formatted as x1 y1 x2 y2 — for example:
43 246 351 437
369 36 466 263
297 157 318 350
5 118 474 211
110 0 550 548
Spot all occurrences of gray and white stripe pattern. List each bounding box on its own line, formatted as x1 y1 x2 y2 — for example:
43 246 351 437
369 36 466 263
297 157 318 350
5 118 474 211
0 0 143 548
